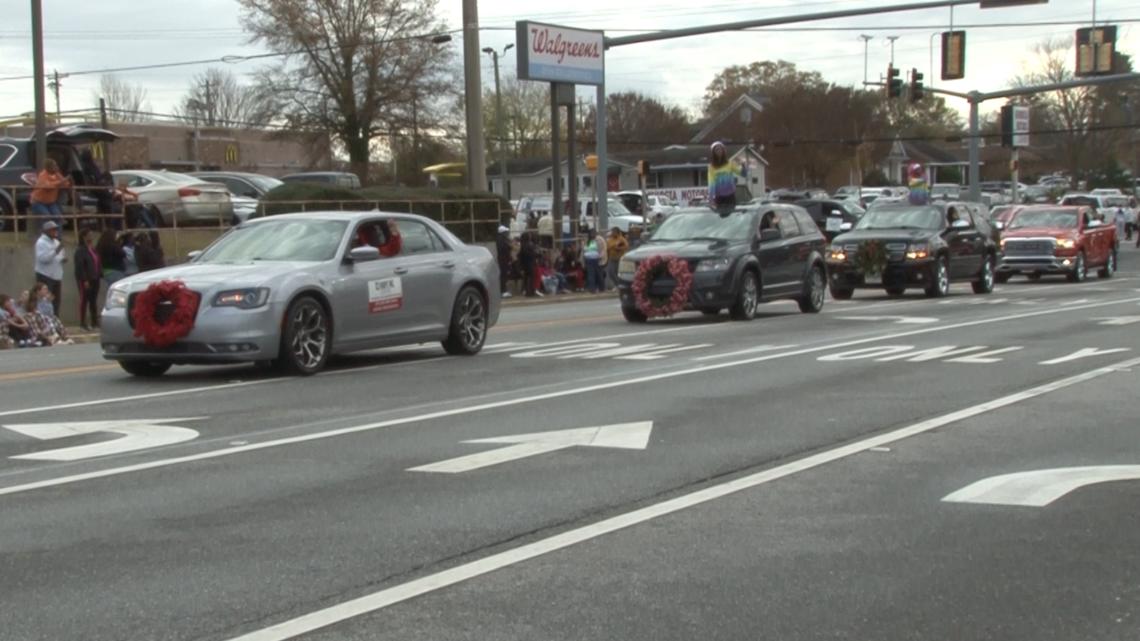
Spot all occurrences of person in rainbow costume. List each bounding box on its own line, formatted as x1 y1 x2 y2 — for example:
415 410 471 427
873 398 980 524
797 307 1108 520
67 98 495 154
707 141 742 213
907 162 929 205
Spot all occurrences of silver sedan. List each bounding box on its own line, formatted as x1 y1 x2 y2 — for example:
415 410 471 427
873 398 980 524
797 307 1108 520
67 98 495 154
101 212 500 376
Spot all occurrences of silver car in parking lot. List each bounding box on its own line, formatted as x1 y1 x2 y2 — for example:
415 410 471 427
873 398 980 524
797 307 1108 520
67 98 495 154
101 212 500 376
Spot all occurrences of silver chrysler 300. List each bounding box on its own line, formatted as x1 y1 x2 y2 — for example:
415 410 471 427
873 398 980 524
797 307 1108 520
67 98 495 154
101 212 500 377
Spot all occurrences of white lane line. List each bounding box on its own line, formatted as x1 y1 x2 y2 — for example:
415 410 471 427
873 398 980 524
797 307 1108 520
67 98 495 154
3 295 1139 498
0 379 277 420
692 345 797 361
223 354 1140 641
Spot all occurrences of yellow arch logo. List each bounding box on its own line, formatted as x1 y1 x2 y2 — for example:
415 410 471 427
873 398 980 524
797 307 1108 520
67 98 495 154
91 142 105 160
224 144 239 165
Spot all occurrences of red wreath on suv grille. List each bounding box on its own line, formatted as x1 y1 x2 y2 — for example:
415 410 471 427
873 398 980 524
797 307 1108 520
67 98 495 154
130 280 199 348
631 255 693 318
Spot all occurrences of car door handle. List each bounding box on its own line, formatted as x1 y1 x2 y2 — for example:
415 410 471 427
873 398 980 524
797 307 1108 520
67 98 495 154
440 260 456 269
394 266 409 275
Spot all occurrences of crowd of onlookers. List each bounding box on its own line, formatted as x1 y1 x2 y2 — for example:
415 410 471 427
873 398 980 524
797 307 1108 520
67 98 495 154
1 220 166 349
496 225 634 298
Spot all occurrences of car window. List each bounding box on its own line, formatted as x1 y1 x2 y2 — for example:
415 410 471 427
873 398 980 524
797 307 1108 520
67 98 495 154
199 219 347 263
651 211 758 242
0 144 17 168
117 174 153 188
790 209 818 236
399 221 446 255
220 177 258 198
777 210 800 237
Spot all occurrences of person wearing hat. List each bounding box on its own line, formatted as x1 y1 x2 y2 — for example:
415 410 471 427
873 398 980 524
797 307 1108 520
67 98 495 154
34 220 67 316
496 225 512 297
707 141 741 212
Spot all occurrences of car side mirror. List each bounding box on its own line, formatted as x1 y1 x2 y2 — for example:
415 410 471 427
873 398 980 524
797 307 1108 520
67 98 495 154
951 219 970 229
187 250 202 261
347 246 381 263
758 229 781 243
1087 219 1102 228
994 221 1005 229
839 222 853 231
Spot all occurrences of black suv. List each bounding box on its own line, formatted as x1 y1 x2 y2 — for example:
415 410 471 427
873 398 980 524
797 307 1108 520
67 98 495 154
826 202 998 299
795 198 865 241
616 204 828 322
0 124 119 225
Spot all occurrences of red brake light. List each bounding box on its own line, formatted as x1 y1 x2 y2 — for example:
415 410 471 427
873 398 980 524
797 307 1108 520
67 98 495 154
178 187 201 197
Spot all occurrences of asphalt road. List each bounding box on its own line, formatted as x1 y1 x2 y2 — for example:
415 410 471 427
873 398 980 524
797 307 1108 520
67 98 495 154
2 246 1139 641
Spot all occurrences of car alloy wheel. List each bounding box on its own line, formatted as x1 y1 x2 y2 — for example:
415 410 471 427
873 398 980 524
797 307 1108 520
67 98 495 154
731 271 759 320
281 297 329 375
1098 251 1116 279
798 266 825 313
443 286 488 355
972 256 995 294
925 257 950 298
1067 252 1086 283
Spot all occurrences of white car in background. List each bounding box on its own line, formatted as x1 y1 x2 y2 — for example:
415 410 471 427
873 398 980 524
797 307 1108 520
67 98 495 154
113 170 234 226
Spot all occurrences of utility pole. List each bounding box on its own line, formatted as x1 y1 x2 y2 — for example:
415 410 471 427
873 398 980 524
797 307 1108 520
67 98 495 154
31 0 47 169
462 0 487 192
204 79 215 126
483 44 513 199
886 35 900 64
48 69 63 121
860 34 873 84
99 98 113 173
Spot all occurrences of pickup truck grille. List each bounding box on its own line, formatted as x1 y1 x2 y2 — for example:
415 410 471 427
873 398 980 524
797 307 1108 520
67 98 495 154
1003 239 1055 256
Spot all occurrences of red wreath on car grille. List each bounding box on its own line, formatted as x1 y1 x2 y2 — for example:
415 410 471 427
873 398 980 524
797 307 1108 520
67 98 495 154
130 280 199 348
631 255 693 318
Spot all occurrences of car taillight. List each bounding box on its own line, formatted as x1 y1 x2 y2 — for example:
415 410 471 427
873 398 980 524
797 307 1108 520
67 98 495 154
20 172 37 186
178 187 201 197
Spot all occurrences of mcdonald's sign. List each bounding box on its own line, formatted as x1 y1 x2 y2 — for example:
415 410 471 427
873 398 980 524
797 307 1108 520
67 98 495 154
91 142 106 160
224 144 239 165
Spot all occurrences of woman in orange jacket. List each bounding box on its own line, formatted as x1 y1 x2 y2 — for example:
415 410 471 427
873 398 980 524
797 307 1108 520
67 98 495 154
29 158 71 228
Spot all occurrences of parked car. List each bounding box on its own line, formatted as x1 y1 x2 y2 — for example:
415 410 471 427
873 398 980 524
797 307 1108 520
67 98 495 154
770 188 828 203
930 183 961 201
833 185 861 199
997 205 1117 283
100 212 500 377
112 170 234 227
826 202 998 299
189 171 284 222
0 124 119 227
616 191 677 218
616 204 827 322
794 198 864 241
280 172 362 189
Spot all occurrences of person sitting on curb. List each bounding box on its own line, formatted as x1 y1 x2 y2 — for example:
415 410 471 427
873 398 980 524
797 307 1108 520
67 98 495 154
32 282 72 344
1 293 43 348
22 291 71 346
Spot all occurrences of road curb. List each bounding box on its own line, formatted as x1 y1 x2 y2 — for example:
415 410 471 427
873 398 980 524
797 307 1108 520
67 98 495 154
501 292 618 308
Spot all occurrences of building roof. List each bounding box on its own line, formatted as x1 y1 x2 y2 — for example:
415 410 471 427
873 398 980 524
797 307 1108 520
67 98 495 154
690 93 768 144
611 144 768 170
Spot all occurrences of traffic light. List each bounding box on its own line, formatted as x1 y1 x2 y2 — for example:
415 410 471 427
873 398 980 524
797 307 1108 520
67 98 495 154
909 68 924 102
886 65 903 99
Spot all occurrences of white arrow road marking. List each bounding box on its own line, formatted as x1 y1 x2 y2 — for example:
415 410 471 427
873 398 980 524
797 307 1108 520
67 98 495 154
1093 316 1140 326
837 315 939 324
4 418 203 461
943 466 1140 507
407 422 653 474
1039 347 1131 365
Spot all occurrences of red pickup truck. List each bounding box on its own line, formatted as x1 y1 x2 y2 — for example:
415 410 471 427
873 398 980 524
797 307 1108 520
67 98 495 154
996 205 1117 283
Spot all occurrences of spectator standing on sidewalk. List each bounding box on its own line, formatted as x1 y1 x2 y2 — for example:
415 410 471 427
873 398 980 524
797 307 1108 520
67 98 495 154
519 233 539 298
583 233 605 293
496 225 512 298
74 227 102 331
34 221 67 316
29 159 70 232
97 229 127 287
605 227 629 289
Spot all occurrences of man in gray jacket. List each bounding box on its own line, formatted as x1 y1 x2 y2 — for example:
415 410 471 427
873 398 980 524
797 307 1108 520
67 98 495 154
34 221 67 316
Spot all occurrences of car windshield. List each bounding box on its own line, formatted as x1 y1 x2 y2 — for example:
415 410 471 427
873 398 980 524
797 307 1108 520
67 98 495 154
198 219 348 263
650 211 757 242
1008 209 1078 229
607 200 633 217
855 206 942 230
248 175 284 192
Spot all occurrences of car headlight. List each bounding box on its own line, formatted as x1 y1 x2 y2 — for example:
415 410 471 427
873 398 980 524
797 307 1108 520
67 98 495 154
696 257 731 272
828 248 848 261
905 243 930 260
1056 238 1076 249
213 288 270 309
105 285 128 310
618 258 636 277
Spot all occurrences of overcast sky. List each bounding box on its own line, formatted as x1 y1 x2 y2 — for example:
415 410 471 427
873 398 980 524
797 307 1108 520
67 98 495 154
1 0 1136 125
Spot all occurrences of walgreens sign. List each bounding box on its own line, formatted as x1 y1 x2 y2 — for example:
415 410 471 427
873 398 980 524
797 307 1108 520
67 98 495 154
516 21 605 85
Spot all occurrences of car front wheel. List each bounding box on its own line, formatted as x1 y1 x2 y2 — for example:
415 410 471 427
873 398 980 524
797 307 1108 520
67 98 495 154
279 296 331 375
119 361 172 377
622 306 648 323
925 256 950 298
829 284 854 300
1097 251 1116 279
972 255 995 294
443 286 488 355
729 270 759 321
797 265 825 313
1066 251 1087 283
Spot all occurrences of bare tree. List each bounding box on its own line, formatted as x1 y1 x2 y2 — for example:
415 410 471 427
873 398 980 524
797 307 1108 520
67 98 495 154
238 0 455 185
1013 38 1097 176
174 68 273 128
482 75 550 159
578 92 693 151
92 74 151 122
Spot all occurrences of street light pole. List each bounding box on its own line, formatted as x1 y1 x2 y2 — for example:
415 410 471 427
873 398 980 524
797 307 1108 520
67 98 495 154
31 0 47 169
860 34 873 84
462 0 487 192
483 44 513 199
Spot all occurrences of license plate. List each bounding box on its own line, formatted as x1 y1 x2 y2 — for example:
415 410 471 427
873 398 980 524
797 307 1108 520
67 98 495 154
864 272 882 285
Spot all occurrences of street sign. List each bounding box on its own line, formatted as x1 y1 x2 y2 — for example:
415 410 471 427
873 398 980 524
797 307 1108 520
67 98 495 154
941 31 966 80
1076 26 1117 77
4 418 203 461
408 421 653 474
515 21 605 85
1001 105 1030 148
943 465 1140 507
